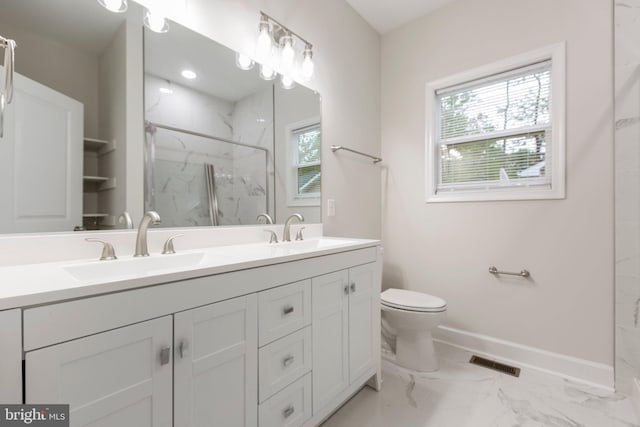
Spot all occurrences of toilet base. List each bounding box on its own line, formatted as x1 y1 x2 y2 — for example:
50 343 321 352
395 330 439 372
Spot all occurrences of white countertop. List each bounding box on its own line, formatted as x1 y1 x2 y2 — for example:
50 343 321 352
0 237 380 311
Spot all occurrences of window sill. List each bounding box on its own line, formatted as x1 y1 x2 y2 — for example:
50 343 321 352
426 186 565 203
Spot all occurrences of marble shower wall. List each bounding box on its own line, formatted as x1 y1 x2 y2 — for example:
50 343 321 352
144 74 272 226
615 0 640 394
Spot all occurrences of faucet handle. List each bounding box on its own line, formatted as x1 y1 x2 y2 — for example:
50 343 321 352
162 234 184 255
295 226 306 241
264 229 279 244
85 238 117 261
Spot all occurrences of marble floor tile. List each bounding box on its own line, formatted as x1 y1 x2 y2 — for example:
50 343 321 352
321 347 640 427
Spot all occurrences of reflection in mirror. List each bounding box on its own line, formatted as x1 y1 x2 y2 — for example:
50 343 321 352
0 0 320 234
143 19 321 227
0 0 143 233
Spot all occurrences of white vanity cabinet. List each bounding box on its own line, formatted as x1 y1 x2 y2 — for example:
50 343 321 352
12 243 381 427
25 316 174 426
311 263 379 415
0 309 22 404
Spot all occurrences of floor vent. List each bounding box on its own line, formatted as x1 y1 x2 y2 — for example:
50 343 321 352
469 355 521 377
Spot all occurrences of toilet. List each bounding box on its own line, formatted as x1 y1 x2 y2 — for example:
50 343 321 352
381 288 447 372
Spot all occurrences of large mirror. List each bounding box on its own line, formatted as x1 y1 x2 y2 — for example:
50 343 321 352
0 0 321 234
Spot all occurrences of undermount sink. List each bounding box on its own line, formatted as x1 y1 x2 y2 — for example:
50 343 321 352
63 252 205 281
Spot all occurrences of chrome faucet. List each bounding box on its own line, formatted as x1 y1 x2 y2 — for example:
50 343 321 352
134 211 161 257
256 212 274 224
283 213 304 242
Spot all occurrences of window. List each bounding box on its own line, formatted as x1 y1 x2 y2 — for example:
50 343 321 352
288 121 321 205
425 44 565 202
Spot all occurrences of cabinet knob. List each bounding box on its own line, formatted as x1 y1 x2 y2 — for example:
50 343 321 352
283 405 295 418
283 305 294 316
350 282 356 293
282 355 295 367
344 285 349 295
159 346 171 366
178 340 189 359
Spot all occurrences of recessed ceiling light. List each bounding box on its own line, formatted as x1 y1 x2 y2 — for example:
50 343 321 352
159 87 173 94
181 70 197 79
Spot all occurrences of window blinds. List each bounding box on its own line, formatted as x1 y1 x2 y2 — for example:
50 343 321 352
435 60 552 193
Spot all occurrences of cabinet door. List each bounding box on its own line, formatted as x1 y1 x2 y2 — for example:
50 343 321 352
174 294 258 427
348 263 377 383
0 68 82 233
26 316 173 427
312 270 349 414
0 309 22 403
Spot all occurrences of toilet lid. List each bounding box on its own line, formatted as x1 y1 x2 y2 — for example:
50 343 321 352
381 288 447 312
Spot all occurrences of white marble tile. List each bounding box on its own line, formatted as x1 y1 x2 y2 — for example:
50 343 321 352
322 350 640 427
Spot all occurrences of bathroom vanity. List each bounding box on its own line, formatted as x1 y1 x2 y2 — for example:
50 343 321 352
0 233 381 427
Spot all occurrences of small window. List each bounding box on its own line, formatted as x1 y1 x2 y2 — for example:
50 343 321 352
288 122 321 206
426 44 565 202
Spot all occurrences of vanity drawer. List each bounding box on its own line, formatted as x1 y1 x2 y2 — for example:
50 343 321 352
259 327 312 402
259 372 312 427
259 280 311 346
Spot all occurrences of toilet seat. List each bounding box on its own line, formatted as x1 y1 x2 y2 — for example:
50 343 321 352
381 288 447 313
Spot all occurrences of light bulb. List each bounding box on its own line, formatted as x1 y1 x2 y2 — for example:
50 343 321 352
280 35 295 73
235 52 255 71
280 75 296 90
181 69 197 79
256 17 272 61
159 87 173 94
259 64 276 81
98 0 127 13
301 45 314 80
144 9 169 33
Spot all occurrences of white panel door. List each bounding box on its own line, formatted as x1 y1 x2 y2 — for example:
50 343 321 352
348 263 376 383
174 294 258 427
312 270 349 414
0 309 22 403
0 67 83 233
26 316 173 427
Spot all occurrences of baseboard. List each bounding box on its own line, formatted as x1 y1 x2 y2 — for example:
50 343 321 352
433 326 614 390
632 378 640 419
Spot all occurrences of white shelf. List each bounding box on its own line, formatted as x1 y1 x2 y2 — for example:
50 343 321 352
83 175 109 183
83 138 109 151
82 213 109 218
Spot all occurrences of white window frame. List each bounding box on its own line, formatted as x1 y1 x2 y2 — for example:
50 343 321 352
425 43 566 203
285 117 321 207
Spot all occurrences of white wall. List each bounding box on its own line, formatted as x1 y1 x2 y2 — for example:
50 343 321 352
0 21 99 138
133 0 381 238
615 0 640 394
381 0 614 366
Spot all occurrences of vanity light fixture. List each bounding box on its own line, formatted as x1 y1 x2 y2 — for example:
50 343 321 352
235 52 255 71
301 44 314 81
181 69 197 79
259 64 276 81
255 14 272 62
97 0 127 13
254 12 315 81
279 33 295 74
144 8 169 33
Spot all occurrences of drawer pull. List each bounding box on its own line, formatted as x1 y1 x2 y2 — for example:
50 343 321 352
282 355 295 367
344 285 349 295
178 340 189 359
350 282 356 293
159 346 171 366
283 305 295 315
283 405 295 418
